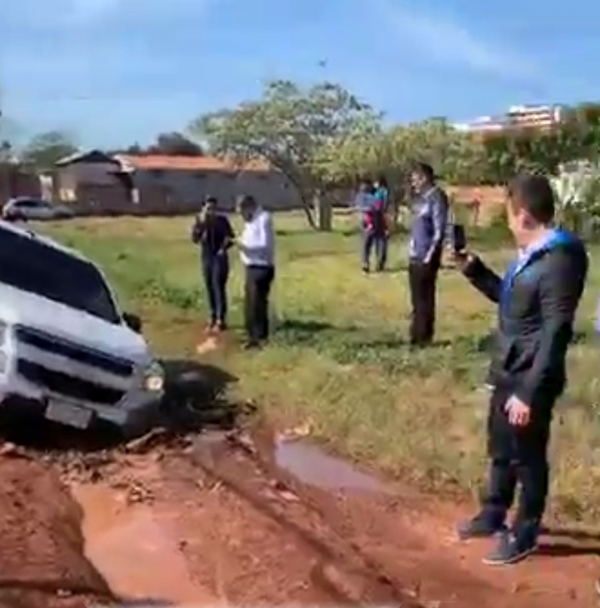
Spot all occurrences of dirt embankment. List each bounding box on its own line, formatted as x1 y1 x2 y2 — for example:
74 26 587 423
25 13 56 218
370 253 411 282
0 455 112 608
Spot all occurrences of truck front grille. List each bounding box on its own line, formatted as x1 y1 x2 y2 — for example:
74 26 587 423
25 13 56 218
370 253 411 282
18 359 125 405
15 325 134 377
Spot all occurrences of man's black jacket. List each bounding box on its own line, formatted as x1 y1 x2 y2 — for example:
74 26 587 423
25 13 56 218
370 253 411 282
191 214 234 259
463 230 588 409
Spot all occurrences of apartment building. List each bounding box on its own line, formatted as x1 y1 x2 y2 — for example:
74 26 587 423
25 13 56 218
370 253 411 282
454 104 565 134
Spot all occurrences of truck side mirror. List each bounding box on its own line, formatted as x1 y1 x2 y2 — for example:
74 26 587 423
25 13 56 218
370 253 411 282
123 312 142 333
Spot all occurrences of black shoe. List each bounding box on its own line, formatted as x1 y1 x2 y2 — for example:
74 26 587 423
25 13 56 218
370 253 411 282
243 340 262 350
482 528 538 566
457 512 506 541
362 266 370 274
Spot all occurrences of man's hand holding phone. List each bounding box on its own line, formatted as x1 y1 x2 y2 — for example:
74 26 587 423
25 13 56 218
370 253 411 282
448 223 474 270
197 207 207 224
452 248 474 271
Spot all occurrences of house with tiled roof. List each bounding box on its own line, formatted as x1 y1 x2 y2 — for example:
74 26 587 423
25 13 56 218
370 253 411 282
52 150 301 215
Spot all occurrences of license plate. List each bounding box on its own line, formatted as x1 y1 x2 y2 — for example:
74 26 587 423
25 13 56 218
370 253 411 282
45 399 94 429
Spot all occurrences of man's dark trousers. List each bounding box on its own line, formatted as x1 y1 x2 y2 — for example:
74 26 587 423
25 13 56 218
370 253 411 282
244 265 274 343
362 231 387 271
202 254 229 324
482 384 554 534
408 251 441 345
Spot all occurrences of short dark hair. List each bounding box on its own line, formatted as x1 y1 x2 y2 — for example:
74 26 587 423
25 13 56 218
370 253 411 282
204 195 217 205
507 173 555 224
237 194 257 209
411 162 435 183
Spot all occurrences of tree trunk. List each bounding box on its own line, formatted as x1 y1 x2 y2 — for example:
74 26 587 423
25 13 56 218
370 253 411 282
314 192 332 231
299 193 318 229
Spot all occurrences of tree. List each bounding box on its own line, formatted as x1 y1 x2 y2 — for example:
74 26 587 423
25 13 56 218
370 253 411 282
22 131 78 169
551 160 600 235
189 79 381 230
122 142 143 155
148 132 203 156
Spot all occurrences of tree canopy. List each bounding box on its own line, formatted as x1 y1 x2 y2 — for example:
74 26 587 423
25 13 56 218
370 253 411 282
120 132 204 156
21 131 79 169
189 80 381 228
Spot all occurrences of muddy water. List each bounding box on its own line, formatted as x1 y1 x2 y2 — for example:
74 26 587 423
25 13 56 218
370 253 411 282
72 484 219 606
274 436 390 493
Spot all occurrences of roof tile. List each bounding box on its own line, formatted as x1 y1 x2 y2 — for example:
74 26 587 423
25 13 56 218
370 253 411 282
116 154 270 172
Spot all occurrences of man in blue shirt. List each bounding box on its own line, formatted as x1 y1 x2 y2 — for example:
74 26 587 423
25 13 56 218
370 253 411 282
191 196 234 332
408 163 449 347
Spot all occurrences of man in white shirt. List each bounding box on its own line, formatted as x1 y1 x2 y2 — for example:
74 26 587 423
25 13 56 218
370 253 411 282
237 195 275 349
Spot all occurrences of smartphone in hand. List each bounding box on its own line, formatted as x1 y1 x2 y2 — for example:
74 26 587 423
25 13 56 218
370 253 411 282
451 223 467 253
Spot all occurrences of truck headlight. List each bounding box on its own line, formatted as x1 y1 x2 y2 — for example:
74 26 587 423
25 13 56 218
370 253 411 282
143 360 165 392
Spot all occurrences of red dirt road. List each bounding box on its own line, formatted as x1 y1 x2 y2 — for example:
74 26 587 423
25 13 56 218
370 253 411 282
0 429 598 607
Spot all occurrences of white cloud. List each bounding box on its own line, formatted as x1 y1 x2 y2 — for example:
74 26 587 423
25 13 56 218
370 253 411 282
372 0 537 79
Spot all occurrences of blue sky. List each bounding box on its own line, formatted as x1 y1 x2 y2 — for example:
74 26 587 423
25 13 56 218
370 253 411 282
2 0 599 147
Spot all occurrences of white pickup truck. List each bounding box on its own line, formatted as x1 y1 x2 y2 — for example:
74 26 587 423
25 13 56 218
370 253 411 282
0 220 165 435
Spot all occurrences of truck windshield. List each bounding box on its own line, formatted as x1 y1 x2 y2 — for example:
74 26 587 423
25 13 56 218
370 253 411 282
0 227 121 324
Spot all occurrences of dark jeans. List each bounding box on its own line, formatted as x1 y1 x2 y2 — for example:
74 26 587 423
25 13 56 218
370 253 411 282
408 255 440 345
481 385 554 533
202 254 229 323
362 231 388 271
244 265 274 343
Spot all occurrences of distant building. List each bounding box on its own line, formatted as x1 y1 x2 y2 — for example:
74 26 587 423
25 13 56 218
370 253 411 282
52 151 302 215
454 104 565 134
453 116 507 133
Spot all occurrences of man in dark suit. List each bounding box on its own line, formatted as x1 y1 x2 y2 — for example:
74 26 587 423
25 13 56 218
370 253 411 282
455 173 588 565
408 162 449 347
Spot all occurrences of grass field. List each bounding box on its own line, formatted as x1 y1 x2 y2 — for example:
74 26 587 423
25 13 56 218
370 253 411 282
43 212 600 523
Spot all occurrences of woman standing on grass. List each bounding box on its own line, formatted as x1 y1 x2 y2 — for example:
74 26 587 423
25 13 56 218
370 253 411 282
373 175 391 271
191 196 234 332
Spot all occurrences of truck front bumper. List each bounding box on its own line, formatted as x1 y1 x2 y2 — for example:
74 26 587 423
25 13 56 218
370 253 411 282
0 372 164 435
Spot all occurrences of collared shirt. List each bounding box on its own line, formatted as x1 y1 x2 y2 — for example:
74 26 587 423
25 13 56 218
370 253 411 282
409 185 449 259
239 208 275 267
503 228 570 311
517 229 555 263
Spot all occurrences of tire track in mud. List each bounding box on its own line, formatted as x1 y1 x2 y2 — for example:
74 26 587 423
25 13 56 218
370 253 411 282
185 429 423 606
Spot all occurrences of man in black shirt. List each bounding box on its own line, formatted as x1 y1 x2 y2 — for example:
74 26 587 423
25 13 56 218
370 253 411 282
455 174 588 565
191 196 234 331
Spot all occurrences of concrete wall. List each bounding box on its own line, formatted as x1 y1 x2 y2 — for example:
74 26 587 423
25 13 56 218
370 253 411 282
55 161 123 200
54 160 304 215
130 167 302 211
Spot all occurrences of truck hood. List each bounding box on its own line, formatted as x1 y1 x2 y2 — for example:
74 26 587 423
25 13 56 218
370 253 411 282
0 283 151 364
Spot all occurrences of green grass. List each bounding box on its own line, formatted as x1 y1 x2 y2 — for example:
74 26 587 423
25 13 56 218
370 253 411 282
42 212 600 524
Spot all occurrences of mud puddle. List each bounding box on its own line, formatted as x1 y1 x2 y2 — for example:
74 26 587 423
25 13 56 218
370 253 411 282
72 484 218 606
274 435 390 494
